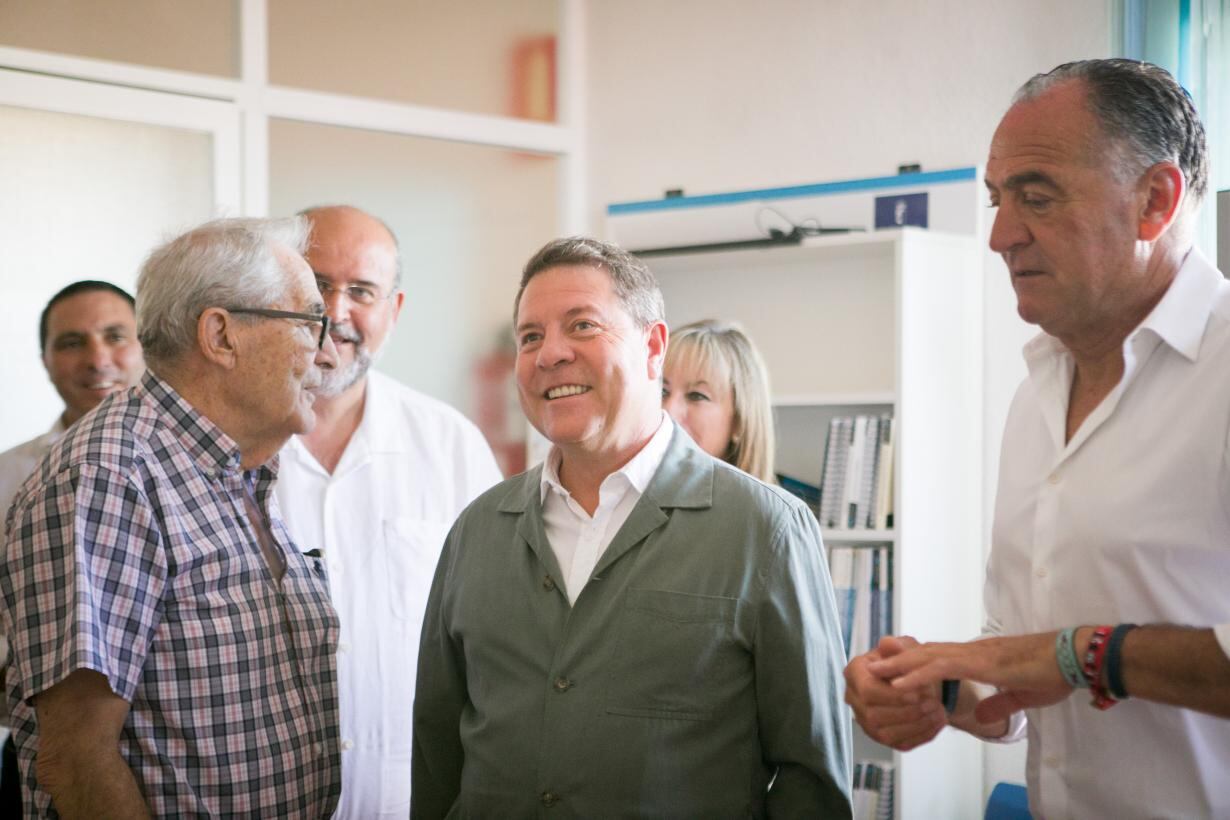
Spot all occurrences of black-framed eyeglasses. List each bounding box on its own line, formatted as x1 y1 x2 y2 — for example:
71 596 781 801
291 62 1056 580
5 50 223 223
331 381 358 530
227 308 331 350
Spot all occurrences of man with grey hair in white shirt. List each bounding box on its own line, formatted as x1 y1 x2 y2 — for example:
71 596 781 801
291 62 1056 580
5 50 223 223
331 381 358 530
846 59 1230 819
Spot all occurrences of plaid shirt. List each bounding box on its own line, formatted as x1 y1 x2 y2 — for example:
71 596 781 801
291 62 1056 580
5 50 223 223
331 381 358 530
1 371 341 818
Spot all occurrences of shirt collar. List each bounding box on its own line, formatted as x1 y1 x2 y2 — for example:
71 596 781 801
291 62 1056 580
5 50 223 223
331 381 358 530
539 411 673 504
139 369 252 479
1023 248 1222 369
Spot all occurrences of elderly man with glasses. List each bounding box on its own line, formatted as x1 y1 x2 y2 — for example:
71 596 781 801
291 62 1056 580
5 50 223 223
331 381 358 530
273 205 501 820
0 216 342 818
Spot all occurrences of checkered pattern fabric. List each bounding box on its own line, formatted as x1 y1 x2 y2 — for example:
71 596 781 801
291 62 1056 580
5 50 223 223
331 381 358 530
1 371 341 818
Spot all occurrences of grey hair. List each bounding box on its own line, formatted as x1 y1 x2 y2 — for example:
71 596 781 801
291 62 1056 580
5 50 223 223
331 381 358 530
514 236 665 329
137 216 310 365
1014 58 1208 203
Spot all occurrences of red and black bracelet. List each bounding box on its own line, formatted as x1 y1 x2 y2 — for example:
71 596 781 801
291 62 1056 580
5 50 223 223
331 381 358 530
1081 625 1117 710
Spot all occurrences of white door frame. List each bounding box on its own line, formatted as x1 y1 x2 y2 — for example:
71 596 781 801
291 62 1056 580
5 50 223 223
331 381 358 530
0 67 243 214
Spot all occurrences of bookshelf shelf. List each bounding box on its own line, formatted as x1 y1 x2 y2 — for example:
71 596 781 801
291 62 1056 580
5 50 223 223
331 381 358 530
823 528 896 544
639 227 985 820
773 392 896 408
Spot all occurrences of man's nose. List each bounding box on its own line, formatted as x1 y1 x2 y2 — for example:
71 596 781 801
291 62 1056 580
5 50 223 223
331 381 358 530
84 337 112 370
988 202 1030 254
316 332 339 371
321 287 351 325
536 330 574 368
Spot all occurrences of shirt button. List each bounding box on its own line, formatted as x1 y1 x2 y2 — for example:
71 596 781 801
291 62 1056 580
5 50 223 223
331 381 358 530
1047 473 1060 485
553 676 573 693
341 739 354 751
338 642 350 653
541 791 560 807
1043 755 1060 768
314 743 324 757
1036 568 1048 578
542 575 556 592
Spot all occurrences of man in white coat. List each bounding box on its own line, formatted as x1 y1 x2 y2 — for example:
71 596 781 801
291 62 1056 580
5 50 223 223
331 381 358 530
275 205 503 819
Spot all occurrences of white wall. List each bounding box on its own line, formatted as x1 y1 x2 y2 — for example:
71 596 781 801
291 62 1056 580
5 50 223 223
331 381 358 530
584 0 1115 799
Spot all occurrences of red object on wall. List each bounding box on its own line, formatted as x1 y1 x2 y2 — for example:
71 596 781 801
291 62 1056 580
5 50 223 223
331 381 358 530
510 36 556 122
474 340 526 478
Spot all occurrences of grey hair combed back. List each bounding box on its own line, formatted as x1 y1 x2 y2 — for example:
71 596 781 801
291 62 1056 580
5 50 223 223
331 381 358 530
137 216 310 364
514 236 665 329
1015 58 1208 203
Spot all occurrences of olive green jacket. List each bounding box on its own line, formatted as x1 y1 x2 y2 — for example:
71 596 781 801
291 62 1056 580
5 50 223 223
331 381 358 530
412 427 852 819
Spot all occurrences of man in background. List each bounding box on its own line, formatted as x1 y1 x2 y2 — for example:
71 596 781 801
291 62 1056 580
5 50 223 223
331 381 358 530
845 59 1230 818
413 237 851 818
0 280 145 811
0 281 144 531
2 217 342 816
275 205 501 819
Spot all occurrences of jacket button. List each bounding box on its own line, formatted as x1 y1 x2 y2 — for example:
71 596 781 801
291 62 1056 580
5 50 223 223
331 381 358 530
541 791 560 807
542 575 556 591
553 676 572 693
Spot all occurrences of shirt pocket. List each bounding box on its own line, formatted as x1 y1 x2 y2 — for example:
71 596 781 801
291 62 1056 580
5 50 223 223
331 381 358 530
383 517 450 622
605 588 741 721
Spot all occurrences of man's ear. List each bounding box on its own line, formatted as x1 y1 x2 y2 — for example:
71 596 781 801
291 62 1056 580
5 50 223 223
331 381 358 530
197 308 240 369
645 321 668 380
1138 162 1184 242
391 290 406 323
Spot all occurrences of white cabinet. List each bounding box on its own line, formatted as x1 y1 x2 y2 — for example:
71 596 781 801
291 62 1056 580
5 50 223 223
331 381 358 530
644 228 985 820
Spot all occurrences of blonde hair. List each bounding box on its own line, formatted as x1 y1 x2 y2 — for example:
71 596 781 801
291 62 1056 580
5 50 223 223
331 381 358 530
665 319 776 484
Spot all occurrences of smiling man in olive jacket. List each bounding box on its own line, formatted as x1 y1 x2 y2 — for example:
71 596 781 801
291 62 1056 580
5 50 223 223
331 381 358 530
412 237 851 819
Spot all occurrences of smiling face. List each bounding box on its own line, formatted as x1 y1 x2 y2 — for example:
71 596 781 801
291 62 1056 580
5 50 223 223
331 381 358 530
985 80 1153 345
514 264 667 463
662 356 736 460
43 289 145 425
304 206 404 397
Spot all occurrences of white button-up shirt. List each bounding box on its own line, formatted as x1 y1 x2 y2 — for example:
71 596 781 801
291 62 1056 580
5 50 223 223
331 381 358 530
987 249 1230 819
275 371 502 820
540 413 673 605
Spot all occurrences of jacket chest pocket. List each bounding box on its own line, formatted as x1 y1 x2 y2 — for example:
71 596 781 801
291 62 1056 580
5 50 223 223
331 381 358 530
605 588 742 721
383 517 450 622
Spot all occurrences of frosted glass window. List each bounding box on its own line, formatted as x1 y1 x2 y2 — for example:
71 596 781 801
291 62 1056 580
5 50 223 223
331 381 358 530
0 104 215 450
269 118 558 471
269 0 558 121
0 1 239 77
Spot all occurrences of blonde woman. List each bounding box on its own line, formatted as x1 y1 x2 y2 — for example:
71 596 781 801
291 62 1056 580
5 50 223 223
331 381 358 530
662 319 776 484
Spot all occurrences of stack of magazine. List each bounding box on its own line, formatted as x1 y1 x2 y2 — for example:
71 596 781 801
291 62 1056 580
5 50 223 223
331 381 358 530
829 546 892 658
818 414 894 531
853 759 895 820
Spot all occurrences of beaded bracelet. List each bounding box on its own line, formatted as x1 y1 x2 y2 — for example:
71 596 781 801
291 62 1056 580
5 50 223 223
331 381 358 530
1081 625 1116 710
1105 623 1138 700
1055 626 1086 689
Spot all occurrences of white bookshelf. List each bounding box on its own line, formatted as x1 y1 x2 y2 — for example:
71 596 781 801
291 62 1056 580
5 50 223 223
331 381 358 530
643 228 985 820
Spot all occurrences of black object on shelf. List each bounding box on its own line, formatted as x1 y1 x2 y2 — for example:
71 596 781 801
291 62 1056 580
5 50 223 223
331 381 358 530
631 226 857 259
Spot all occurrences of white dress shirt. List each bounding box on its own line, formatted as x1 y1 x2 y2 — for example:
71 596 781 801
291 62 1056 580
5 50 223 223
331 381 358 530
540 413 673 605
274 371 502 820
986 249 1230 819
0 419 64 539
